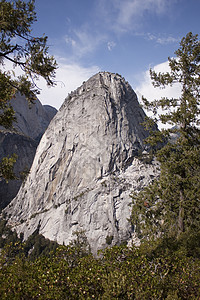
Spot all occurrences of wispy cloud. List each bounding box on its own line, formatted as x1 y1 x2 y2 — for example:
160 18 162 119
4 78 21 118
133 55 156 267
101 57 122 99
37 59 100 109
98 0 172 33
64 26 107 58
62 0 178 61
107 41 116 51
116 0 167 28
147 33 180 45
65 36 77 48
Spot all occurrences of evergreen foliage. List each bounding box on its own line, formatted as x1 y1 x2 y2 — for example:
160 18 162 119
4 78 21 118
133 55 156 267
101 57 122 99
0 28 199 298
130 32 200 240
0 218 58 258
0 153 18 183
0 0 57 180
0 231 199 299
0 0 57 106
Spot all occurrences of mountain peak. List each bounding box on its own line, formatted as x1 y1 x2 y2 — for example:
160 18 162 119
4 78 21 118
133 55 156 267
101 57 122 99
4 72 159 253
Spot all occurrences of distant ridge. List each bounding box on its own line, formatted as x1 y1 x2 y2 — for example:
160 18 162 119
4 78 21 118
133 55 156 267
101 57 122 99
0 94 57 208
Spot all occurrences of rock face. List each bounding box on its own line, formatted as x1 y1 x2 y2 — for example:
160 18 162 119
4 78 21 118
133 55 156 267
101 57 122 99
10 93 57 142
0 131 37 209
4 72 159 253
0 94 57 209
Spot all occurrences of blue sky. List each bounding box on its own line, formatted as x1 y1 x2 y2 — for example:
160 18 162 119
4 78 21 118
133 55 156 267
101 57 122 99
31 0 200 109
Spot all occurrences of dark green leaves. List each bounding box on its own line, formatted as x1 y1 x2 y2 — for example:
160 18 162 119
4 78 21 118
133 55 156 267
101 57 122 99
0 154 18 182
0 0 57 104
0 235 199 299
0 0 57 181
131 33 200 240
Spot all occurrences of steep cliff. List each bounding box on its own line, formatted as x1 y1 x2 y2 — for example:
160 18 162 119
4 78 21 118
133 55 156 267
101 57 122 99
0 94 57 208
4 72 160 253
0 131 37 209
10 93 57 142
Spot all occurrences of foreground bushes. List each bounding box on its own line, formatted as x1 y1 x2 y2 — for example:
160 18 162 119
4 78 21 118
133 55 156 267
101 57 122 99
0 231 200 299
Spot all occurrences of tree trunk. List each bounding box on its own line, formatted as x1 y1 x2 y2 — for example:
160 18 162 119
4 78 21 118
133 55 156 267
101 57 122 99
178 189 185 236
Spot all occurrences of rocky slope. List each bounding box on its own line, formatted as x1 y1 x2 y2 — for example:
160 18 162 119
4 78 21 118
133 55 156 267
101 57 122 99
10 93 57 142
4 72 160 253
0 94 57 209
0 131 37 209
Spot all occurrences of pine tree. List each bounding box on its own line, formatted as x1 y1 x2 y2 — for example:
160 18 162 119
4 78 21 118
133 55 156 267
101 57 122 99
0 0 57 128
0 0 57 180
131 32 200 240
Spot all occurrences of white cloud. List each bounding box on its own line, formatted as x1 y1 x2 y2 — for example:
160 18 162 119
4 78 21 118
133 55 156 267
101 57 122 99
1 57 100 110
107 41 116 51
156 36 180 45
117 0 166 27
62 0 177 62
135 61 182 128
98 0 171 33
136 61 181 103
37 61 100 109
65 36 76 47
147 33 180 45
65 27 106 58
